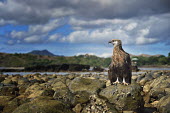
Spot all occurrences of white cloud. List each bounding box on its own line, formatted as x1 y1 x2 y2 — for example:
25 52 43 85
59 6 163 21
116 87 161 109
48 34 59 41
124 23 137 31
7 40 14 45
97 53 112 58
62 13 170 46
76 52 112 58
24 36 42 43
9 19 63 44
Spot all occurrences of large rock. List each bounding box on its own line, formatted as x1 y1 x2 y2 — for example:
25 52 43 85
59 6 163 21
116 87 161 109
99 83 144 112
2 97 29 113
149 75 170 89
143 75 170 105
12 98 73 113
0 86 19 96
68 77 106 94
24 84 54 98
0 96 13 111
156 96 170 113
82 95 118 113
0 77 5 83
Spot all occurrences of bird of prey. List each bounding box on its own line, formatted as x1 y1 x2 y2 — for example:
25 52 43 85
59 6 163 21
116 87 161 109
108 39 132 85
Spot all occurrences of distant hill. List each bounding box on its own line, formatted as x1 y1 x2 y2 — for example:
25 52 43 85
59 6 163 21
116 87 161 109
28 50 56 56
0 52 169 67
130 54 163 58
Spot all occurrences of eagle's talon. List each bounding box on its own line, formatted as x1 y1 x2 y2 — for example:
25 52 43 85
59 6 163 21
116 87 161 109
113 81 120 84
123 82 129 86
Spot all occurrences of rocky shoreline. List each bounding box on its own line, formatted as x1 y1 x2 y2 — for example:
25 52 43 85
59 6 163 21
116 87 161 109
0 70 170 113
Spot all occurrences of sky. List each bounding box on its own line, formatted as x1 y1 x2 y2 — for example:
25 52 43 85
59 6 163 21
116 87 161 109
0 0 170 57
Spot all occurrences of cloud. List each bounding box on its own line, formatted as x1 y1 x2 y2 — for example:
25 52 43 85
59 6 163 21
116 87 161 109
9 19 64 44
76 52 112 58
48 34 60 41
124 23 137 31
0 0 74 24
23 35 42 43
0 0 170 25
7 40 15 45
62 13 169 45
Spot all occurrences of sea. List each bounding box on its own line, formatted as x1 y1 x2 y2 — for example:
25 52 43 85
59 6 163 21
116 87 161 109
1 67 170 76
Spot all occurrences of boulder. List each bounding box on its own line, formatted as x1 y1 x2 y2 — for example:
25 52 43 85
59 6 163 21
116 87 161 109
73 103 82 113
0 96 13 112
92 66 104 72
24 84 54 98
68 77 106 94
0 77 5 83
17 78 29 85
12 98 73 113
0 86 19 96
72 91 90 106
82 95 118 113
53 88 74 106
2 79 13 85
149 75 170 89
157 96 170 113
2 98 25 113
99 83 144 112
51 81 67 91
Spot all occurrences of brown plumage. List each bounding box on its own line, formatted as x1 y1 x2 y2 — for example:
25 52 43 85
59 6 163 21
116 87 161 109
108 39 132 85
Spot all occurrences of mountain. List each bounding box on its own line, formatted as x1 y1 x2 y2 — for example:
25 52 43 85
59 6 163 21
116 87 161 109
130 54 163 57
28 50 56 56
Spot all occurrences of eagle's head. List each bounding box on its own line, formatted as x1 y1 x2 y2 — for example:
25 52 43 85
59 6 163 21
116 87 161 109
108 39 122 46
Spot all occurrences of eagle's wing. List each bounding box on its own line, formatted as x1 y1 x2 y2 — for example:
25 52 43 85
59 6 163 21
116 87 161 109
108 62 117 83
124 53 132 83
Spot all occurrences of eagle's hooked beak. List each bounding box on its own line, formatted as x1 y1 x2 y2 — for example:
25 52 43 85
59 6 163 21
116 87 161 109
108 40 112 44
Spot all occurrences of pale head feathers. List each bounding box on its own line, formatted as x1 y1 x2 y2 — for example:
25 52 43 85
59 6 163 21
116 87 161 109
108 39 122 46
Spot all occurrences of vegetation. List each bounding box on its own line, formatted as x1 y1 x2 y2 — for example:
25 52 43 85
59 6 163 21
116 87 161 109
131 53 170 66
0 52 169 68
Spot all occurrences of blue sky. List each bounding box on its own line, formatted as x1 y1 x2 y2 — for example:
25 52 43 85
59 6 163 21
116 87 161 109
0 0 170 57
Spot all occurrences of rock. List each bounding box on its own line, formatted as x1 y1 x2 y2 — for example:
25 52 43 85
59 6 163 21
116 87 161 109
53 88 74 106
123 111 134 113
73 104 82 113
0 96 13 112
92 66 104 72
132 75 138 80
17 78 29 85
136 73 145 83
106 80 111 87
0 86 19 96
99 83 144 112
143 84 150 93
157 96 170 113
139 78 148 86
24 84 54 98
72 91 90 106
18 84 30 95
149 75 170 89
51 81 67 91
2 98 21 113
12 98 73 113
165 88 170 95
82 95 118 113
149 88 166 101
152 72 161 79
69 77 106 94
0 77 5 83
2 79 13 85
28 89 54 99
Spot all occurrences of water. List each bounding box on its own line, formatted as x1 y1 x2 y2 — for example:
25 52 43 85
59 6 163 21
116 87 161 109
1 71 145 76
1 67 170 76
139 67 170 71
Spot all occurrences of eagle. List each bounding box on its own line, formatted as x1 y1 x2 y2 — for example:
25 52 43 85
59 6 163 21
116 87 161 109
108 39 132 85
